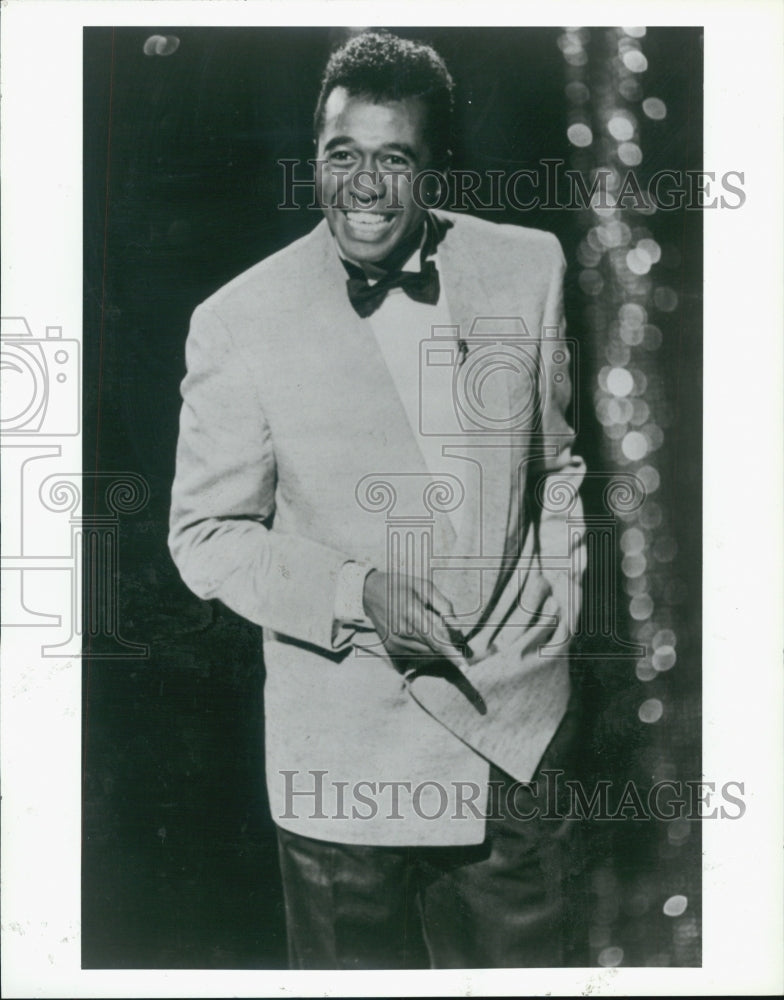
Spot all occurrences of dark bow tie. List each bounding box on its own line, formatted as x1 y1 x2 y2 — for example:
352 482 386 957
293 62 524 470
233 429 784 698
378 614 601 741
345 259 440 318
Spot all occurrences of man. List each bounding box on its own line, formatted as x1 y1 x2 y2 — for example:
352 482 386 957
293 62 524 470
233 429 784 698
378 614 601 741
169 30 588 969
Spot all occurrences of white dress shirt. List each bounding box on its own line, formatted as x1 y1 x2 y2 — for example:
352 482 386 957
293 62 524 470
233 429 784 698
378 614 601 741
333 237 463 628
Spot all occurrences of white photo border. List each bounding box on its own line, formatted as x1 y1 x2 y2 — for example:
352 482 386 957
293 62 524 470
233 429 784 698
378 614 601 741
1 1 782 996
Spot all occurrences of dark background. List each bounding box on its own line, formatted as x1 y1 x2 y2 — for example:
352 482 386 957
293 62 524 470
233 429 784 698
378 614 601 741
83 26 702 968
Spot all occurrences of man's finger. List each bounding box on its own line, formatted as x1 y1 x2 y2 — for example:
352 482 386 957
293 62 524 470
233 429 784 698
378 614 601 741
425 610 470 670
416 579 454 620
416 580 466 644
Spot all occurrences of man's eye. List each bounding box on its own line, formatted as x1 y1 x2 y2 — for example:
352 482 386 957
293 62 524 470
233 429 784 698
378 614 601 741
382 155 410 169
328 150 354 163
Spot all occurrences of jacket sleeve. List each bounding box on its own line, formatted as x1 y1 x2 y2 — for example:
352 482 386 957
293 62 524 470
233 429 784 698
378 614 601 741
168 302 354 652
532 235 588 646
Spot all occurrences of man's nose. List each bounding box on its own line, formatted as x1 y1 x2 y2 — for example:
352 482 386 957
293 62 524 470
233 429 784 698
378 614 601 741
350 167 387 205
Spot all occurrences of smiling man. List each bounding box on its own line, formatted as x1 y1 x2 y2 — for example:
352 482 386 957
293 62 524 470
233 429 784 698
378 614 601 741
169 30 589 969
314 32 453 269
317 89 434 265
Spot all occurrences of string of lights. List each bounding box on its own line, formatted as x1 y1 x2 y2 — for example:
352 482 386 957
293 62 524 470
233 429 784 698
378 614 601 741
560 25 701 967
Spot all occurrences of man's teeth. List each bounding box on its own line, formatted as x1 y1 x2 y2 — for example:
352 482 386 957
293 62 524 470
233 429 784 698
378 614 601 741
346 211 390 226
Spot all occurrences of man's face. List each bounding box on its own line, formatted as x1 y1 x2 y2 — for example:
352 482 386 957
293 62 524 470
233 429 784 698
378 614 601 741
315 87 436 267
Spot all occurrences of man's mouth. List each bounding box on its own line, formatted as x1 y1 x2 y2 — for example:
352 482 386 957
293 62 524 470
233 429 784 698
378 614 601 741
342 210 396 235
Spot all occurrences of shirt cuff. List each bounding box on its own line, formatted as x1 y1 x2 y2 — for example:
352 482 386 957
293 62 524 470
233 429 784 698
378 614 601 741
334 560 375 628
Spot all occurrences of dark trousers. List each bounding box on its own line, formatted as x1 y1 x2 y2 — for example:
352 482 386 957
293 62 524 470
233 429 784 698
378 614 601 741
275 706 589 969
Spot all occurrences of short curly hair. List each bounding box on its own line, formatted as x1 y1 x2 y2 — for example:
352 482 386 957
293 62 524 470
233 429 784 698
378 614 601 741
313 30 455 165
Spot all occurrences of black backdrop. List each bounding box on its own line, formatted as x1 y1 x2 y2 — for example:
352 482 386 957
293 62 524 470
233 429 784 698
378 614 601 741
82 26 702 968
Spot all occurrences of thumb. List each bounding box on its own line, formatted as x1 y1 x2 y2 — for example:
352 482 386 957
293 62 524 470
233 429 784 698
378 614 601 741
419 579 454 621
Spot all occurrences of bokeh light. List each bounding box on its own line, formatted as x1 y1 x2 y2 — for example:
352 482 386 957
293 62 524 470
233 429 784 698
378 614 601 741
607 367 635 396
627 247 652 274
618 142 643 167
621 430 648 460
653 628 677 648
630 594 654 621
641 423 664 452
621 527 646 554
622 553 647 579
663 895 688 918
638 697 664 723
566 81 591 104
652 645 677 672
637 238 662 263
653 286 679 311
642 96 667 120
606 340 632 366
630 398 650 426
652 535 678 563
143 34 180 57
568 123 594 147
636 660 657 682
561 24 699 969
607 114 635 141
598 945 625 967
618 77 643 102
622 49 649 73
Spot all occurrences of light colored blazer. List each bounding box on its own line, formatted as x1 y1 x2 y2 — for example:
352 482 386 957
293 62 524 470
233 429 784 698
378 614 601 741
169 210 587 846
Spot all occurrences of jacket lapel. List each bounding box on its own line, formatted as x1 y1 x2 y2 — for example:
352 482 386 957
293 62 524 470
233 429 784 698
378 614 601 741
303 221 458 559
437 217 518 624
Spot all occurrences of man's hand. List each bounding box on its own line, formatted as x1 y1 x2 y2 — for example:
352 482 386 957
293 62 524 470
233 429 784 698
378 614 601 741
362 569 469 671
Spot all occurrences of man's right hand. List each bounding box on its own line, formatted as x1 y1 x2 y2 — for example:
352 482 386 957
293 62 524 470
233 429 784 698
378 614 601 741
362 569 469 672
